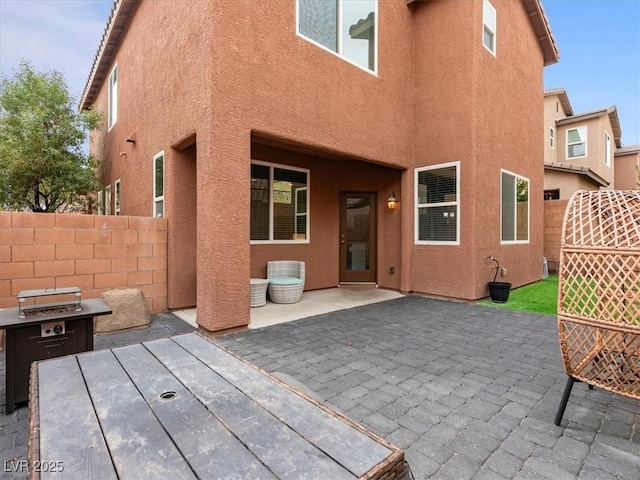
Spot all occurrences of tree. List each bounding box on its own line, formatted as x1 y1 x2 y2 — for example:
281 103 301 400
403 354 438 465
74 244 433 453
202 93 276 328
0 61 102 213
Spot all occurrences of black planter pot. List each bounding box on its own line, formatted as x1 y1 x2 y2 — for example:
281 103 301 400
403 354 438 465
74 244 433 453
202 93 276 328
488 281 512 303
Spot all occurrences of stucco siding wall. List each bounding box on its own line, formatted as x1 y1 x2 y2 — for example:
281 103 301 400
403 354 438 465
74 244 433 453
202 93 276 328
208 0 414 164
614 153 640 190
543 95 565 163
555 117 614 185
89 0 212 313
0 212 167 312
409 0 545 300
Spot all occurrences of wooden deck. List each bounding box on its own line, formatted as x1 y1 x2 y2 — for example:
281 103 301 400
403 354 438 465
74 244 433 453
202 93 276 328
28 333 408 479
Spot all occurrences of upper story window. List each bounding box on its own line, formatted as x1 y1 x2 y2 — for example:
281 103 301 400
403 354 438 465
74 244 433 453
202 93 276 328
567 126 587 158
482 0 496 56
251 161 309 243
550 127 555 149
108 64 118 130
297 0 377 73
415 162 460 245
501 170 529 243
114 179 121 215
154 152 164 218
605 132 611 166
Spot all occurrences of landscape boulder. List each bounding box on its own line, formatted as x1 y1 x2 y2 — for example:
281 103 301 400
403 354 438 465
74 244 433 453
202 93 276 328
97 288 151 333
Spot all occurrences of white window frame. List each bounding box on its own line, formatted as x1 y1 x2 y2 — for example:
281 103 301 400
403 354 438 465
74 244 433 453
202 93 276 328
108 64 118 130
482 0 497 56
549 127 555 149
153 151 164 218
250 160 310 244
500 169 530 244
414 161 460 246
104 185 112 215
296 0 378 75
567 126 587 159
114 179 121 215
96 190 103 215
605 132 611 167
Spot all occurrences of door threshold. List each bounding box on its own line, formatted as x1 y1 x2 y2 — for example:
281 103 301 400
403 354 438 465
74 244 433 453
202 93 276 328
339 282 378 288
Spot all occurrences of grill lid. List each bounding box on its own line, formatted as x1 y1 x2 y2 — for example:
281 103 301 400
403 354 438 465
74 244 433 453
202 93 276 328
18 287 82 319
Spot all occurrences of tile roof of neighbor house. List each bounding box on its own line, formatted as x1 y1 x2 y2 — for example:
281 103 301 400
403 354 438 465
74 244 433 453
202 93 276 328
543 161 610 187
544 88 574 116
556 106 622 148
615 144 640 156
80 0 560 111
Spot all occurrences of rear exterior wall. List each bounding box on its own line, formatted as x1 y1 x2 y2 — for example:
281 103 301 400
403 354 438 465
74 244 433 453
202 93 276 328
408 0 545 299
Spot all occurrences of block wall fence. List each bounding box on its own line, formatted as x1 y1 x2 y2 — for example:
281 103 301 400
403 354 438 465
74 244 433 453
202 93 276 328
543 199 569 274
0 212 167 313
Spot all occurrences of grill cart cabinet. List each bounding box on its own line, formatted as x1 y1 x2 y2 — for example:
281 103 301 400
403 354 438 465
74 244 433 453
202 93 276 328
1 291 111 414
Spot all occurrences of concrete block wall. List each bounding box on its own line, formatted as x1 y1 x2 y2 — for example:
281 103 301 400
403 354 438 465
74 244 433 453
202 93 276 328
0 212 167 313
543 200 569 273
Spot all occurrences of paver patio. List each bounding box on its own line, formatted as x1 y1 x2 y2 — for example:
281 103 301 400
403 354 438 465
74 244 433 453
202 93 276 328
1 296 638 479
216 296 640 480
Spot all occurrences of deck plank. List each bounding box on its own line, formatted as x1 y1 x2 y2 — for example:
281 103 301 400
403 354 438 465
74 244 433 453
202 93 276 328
37 357 117 480
144 337 355 480
77 350 196 480
112 343 278 480
174 333 393 476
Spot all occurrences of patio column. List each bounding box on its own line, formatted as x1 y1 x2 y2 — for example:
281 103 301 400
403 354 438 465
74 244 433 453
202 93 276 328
195 127 251 331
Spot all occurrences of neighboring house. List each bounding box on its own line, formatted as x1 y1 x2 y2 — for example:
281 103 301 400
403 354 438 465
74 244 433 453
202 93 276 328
614 145 640 190
543 88 622 199
82 0 558 332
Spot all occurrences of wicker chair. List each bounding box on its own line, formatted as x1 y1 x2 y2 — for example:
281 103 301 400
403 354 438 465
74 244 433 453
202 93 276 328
267 261 305 304
555 190 640 426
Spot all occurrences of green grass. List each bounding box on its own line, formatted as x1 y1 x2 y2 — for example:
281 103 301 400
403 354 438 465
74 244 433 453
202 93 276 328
477 275 558 315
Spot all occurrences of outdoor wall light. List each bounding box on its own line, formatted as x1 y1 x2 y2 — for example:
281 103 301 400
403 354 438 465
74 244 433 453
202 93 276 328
387 192 398 210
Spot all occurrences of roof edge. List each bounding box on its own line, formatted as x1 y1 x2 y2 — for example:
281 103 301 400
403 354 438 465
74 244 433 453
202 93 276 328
80 0 138 111
521 0 560 66
544 88 573 116
544 161 610 188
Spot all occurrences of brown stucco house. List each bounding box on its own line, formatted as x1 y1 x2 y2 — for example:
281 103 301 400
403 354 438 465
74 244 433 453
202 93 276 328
81 0 559 332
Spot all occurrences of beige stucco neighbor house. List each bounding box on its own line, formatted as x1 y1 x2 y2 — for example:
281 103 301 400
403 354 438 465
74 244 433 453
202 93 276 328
542 88 639 200
82 0 559 332
614 145 640 190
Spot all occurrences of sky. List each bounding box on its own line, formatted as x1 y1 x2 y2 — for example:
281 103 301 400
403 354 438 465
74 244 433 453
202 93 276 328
0 0 639 146
543 0 640 146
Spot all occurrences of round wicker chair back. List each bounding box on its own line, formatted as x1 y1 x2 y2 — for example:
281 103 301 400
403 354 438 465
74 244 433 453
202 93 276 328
555 190 640 425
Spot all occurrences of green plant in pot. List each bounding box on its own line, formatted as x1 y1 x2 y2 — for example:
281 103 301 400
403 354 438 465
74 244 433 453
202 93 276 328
487 256 512 303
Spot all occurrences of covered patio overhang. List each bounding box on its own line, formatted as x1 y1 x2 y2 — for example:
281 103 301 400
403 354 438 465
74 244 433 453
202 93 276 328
249 133 405 293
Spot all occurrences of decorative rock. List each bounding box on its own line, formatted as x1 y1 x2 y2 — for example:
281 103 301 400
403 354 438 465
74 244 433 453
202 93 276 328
96 288 151 333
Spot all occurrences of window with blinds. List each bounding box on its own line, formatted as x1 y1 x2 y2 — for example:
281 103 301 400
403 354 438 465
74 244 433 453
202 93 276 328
415 162 460 245
251 162 309 242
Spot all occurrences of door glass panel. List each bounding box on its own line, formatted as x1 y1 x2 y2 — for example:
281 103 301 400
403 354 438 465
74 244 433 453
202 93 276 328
346 197 370 271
